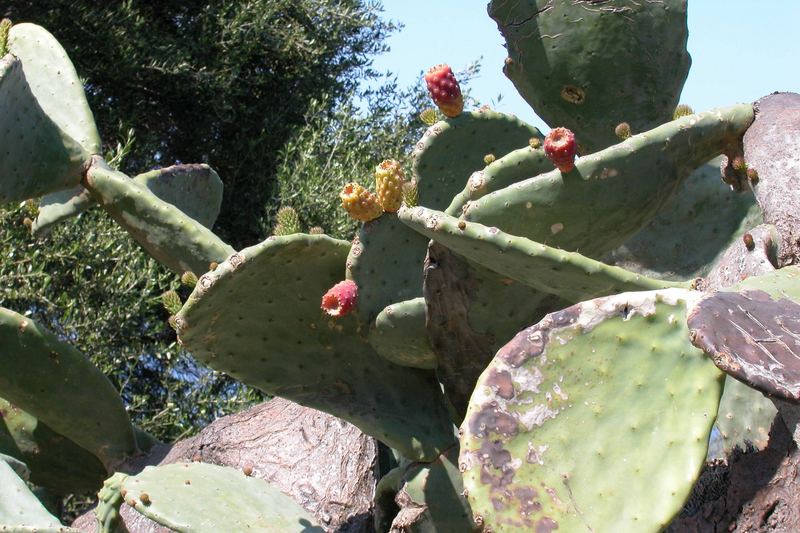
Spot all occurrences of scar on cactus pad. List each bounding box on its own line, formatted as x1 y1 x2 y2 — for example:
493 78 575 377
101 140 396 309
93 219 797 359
321 280 358 318
543 127 577 172
424 64 463 118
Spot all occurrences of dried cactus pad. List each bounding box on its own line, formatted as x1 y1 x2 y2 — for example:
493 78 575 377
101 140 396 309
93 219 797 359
175 234 456 461
688 266 800 402
121 463 323 532
460 289 723 532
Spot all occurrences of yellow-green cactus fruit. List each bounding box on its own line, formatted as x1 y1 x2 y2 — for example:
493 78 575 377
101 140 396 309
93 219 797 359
374 159 405 213
340 183 384 222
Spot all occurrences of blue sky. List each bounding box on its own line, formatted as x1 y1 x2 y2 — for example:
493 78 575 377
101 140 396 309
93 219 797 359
370 1 800 131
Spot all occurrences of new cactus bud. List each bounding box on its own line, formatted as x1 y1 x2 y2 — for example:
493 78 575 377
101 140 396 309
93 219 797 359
0 19 11 57
483 154 496 165
528 137 542 149
321 280 358 318
273 206 301 236
543 127 577 173
161 290 183 315
375 159 405 213
402 180 419 208
614 122 631 140
308 226 325 235
419 108 438 126
673 104 695 119
424 64 464 118
340 183 383 222
22 217 32 229
181 271 198 288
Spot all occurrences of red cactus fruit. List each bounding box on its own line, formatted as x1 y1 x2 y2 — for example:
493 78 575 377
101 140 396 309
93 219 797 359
321 280 358 318
424 64 463 118
543 127 577 173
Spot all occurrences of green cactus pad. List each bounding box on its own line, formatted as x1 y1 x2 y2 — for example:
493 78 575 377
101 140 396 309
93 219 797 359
0 459 79 531
175 234 456 461
346 214 430 325
400 206 688 302
423 242 567 419
133 164 224 229
31 185 94 236
0 397 107 494
411 109 542 214
85 160 234 275
368 298 437 370
390 446 478 532
489 0 690 153
8 23 100 154
713 376 778 457
0 55 87 202
462 105 755 258
33 164 224 236
606 159 763 280
0 308 136 470
120 462 323 533
460 289 723 532
447 144 553 215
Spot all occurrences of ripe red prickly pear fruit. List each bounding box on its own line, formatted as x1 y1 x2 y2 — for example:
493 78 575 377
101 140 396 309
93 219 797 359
321 280 358 318
543 127 577 173
424 64 463 118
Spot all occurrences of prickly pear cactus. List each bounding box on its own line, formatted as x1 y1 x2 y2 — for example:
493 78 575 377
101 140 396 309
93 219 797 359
460 290 723 531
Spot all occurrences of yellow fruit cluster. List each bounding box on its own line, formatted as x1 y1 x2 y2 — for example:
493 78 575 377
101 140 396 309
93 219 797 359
339 183 383 222
374 159 405 213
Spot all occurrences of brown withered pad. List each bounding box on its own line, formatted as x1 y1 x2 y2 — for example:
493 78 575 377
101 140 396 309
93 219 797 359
688 289 800 402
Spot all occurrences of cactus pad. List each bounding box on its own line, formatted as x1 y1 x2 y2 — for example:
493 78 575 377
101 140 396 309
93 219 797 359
489 0 690 152
462 105 755 258
423 242 567 418
368 298 437 370
346 214 430 324
411 109 542 213
447 144 553 213
132 164 224 229
389 446 478 532
460 289 723 531
0 458 78 531
121 462 323 532
85 160 234 275
0 55 87 202
31 185 94 236
688 266 800 402
175 234 456 461
0 397 107 494
713 376 778 457
399 206 688 302
0 307 137 469
607 160 763 280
